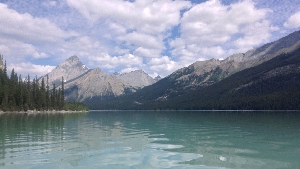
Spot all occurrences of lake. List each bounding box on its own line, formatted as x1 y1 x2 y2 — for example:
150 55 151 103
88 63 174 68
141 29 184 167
0 110 299 169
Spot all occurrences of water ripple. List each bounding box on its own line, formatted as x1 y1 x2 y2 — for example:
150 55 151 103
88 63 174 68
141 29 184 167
1 111 300 169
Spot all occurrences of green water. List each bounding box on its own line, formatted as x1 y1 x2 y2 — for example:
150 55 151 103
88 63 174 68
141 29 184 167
0 111 299 169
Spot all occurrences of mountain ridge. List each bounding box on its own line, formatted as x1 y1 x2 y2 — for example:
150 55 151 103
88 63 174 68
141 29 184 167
151 30 300 100
41 56 159 102
86 30 300 110
89 47 300 110
40 30 300 109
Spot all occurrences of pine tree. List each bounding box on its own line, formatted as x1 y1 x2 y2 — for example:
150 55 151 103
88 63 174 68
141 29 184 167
61 76 65 109
51 83 56 110
58 87 62 110
40 78 46 110
16 75 24 111
46 75 50 110
8 69 17 110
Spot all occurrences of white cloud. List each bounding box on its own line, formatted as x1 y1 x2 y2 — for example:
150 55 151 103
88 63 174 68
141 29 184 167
0 2 83 64
66 0 191 64
117 32 164 50
284 11 300 29
133 47 161 58
1 0 297 79
234 20 274 49
171 0 274 62
148 56 180 76
90 53 143 70
0 3 77 43
66 0 191 34
0 38 48 61
42 0 57 7
8 62 55 77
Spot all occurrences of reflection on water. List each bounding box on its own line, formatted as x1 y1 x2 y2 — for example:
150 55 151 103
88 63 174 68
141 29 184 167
0 111 300 169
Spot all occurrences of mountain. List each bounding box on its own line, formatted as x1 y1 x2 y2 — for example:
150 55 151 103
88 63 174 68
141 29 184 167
88 30 300 110
141 30 300 101
40 56 158 102
169 30 300 90
40 55 89 86
114 70 155 89
166 47 300 110
154 75 162 82
64 68 134 102
91 46 300 110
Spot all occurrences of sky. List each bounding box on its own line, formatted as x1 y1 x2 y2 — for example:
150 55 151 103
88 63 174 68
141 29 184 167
0 0 300 78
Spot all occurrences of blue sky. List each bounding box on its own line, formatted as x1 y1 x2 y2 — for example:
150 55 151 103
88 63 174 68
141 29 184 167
0 0 300 78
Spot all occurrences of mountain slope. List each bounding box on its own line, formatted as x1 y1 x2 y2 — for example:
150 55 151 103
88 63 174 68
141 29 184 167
87 30 300 110
169 48 300 110
91 46 300 110
136 30 300 102
114 70 155 89
152 30 300 101
40 55 89 86
64 68 134 102
40 56 158 102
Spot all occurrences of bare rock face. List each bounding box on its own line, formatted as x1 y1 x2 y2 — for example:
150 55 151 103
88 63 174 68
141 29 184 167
40 56 158 102
64 68 134 101
114 70 155 89
40 55 89 86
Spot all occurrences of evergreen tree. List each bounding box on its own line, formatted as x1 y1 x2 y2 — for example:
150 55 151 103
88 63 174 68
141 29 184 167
58 87 62 110
46 75 50 110
0 55 88 112
51 83 56 109
61 76 65 109
16 75 24 111
40 78 46 110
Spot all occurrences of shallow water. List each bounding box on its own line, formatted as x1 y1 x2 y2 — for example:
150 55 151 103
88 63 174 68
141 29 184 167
0 111 300 169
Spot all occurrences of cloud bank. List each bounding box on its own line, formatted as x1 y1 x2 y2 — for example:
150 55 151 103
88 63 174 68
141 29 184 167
0 0 299 77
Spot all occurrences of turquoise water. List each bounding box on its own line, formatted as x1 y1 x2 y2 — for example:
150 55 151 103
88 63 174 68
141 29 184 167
0 111 300 169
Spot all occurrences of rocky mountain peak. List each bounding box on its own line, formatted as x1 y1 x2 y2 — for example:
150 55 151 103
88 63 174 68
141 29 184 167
40 55 89 86
92 67 102 73
154 75 162 82
66 55 80 62
114 69 156 88
58 55 88 71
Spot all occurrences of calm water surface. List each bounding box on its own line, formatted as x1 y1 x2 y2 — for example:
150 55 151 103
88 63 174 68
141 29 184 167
0 111 300 169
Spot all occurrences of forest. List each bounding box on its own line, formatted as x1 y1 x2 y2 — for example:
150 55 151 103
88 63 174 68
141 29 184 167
0 55 88 112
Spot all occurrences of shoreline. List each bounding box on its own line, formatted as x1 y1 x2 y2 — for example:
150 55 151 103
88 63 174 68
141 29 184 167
0 110 89 115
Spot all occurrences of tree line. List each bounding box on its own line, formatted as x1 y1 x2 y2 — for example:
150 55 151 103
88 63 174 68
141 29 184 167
0 55 88 112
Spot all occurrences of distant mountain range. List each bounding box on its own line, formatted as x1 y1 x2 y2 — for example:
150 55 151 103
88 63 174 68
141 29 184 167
40 30 300 110
40 56 160 102
87 30 300 110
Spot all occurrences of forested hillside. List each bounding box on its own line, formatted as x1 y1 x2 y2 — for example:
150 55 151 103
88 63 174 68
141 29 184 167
89 47 300 110
0 56 88 112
